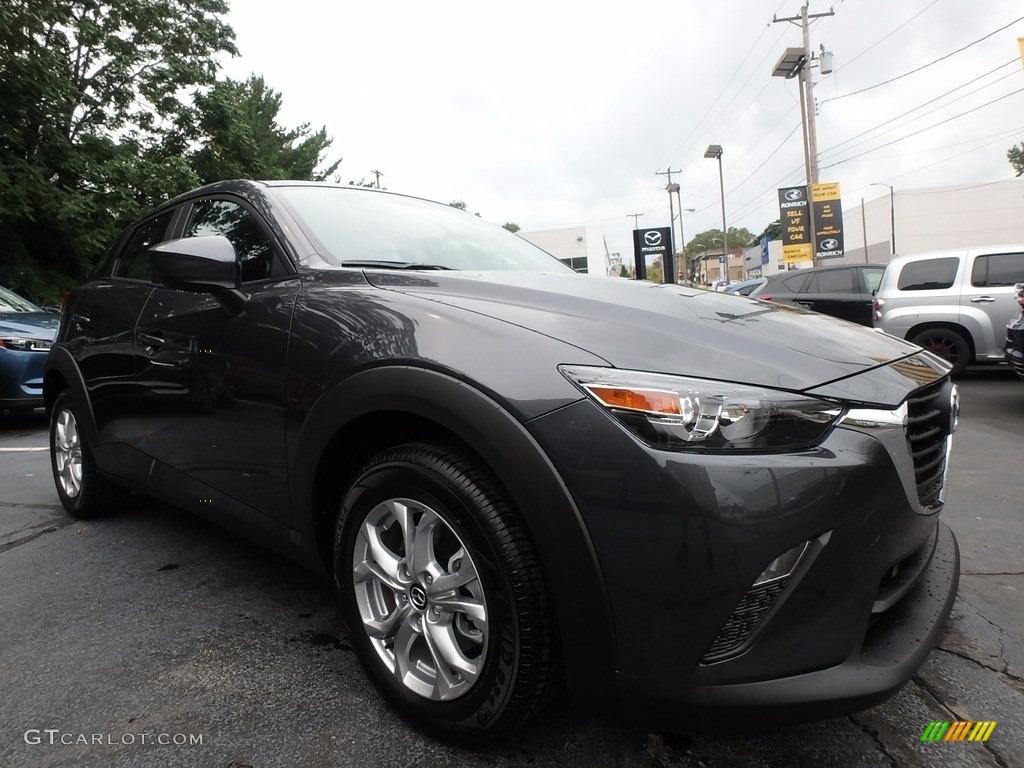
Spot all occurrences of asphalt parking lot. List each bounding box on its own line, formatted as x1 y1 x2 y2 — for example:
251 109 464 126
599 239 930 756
1 368 1021 768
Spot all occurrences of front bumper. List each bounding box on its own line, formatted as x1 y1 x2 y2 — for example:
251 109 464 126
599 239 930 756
528 374 960 729
0 348 48 409
1006 319 1024 380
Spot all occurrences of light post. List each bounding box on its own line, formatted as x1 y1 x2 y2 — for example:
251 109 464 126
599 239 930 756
871 183 896 256
676 203 695 284
704 144 728 279
712 237 726 282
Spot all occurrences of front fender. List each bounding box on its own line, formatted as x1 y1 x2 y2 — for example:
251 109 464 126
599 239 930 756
43 345 98 445
290 365 618 707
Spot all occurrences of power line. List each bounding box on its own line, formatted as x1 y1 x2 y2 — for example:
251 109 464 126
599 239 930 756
822 15 1024 103
819 60 1020 162
841 1 940 70
820 86 1024 170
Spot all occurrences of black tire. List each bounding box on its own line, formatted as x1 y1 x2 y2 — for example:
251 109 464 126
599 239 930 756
333 442 559 742
49 391 128 519
910 328 970 377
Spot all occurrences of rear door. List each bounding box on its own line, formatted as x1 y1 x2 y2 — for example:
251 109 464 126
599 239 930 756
136 195 300 524
964 250 1024 359
65 208 177 478
796 268 861 324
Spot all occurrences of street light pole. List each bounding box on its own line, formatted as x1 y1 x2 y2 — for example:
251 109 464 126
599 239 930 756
871 183 896 256
705 145 728 280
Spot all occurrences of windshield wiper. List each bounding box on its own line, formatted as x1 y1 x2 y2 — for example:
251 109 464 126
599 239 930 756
340 260 452 270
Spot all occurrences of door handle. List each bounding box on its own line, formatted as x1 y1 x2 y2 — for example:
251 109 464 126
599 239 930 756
137 331 165 353
970 296 996 303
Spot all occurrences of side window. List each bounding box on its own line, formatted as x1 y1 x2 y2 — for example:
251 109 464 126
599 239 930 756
810 269 854 294
863 267 885 295
183 199 287 283
897 257 960 291
971 252 1024 287
780 272 809 292
112 210 175 281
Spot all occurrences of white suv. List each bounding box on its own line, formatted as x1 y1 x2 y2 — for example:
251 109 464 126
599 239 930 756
873 245 1024 376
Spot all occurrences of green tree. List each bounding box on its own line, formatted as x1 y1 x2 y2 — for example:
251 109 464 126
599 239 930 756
191 75 340 184
502 222 521 233
686 227 756 255
754 220 782 242
1008 143 1024 176
0 0 237 301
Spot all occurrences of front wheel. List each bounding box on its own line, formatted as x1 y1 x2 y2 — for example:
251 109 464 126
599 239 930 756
49 392 128 519
911 328 970 377
333 442 559 742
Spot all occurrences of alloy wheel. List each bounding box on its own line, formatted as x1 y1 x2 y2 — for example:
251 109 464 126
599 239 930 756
53 408 83 499
351 497 488 701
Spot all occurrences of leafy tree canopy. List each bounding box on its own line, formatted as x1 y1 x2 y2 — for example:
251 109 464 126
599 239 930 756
192 75 340 184
0 0 237 302
685 227 756 256
1008 143 1024 177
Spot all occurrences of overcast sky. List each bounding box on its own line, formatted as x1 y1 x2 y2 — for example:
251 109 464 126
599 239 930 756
218 0 1024 259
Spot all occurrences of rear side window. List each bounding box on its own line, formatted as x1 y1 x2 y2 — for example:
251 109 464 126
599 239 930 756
113 210 175 281
807 269 854 293
780 272 810 292
970 252 1024 287
897 257 959 291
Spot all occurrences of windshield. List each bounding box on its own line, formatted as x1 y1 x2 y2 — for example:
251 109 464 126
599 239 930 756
0 286 42 313
272 186 574 273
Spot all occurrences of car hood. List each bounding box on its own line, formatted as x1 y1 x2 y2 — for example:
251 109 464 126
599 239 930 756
0 312 58 339
362 271 922 396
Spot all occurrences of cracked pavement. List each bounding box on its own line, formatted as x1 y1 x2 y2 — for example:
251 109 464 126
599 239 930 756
0 369 1021 767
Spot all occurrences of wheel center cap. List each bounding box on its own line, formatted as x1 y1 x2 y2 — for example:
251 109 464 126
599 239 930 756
409 584 428 610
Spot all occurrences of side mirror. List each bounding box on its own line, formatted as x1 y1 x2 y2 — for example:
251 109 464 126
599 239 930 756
148 236 240 292
148 236 247 313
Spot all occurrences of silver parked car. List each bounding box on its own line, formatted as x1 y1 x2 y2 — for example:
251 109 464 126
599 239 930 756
873 245 1024 376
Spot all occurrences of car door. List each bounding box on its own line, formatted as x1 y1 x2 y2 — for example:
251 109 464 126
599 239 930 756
796 268 860 324
65 209 177 479
136 196 300 524
964 250 1024 359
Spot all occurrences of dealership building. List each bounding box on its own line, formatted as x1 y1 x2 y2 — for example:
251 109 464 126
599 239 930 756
744 176 1024 277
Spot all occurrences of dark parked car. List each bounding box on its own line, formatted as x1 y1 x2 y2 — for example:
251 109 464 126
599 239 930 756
46 181 960 741
751 263 886 326
1006 282 1024 380
0 285 58 413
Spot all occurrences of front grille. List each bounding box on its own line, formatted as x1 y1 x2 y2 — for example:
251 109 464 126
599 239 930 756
701 579 787 662
905 380 951 509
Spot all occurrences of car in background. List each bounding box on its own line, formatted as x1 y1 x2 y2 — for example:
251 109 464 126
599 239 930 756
1006 282 1024 381
709 279 738 292
873 246 1024 377
0 285 58 413
46 180 960 741
749 264 886 327
724 277 767 296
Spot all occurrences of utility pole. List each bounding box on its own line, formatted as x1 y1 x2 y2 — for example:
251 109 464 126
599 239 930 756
371 169 384 189
656 168 682 283
627 213 645 229
772 3 832 184
773 2 834 264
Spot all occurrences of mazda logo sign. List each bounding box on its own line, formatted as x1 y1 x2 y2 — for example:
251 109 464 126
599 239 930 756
784 189 804 201
820 238 839 250
644 231 662 246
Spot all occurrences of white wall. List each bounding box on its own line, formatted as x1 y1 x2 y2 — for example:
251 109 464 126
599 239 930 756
842 177 1024 263
519 225 612 275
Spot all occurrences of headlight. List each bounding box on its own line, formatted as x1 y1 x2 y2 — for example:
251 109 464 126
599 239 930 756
0 337 52 351
560 366 842 452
